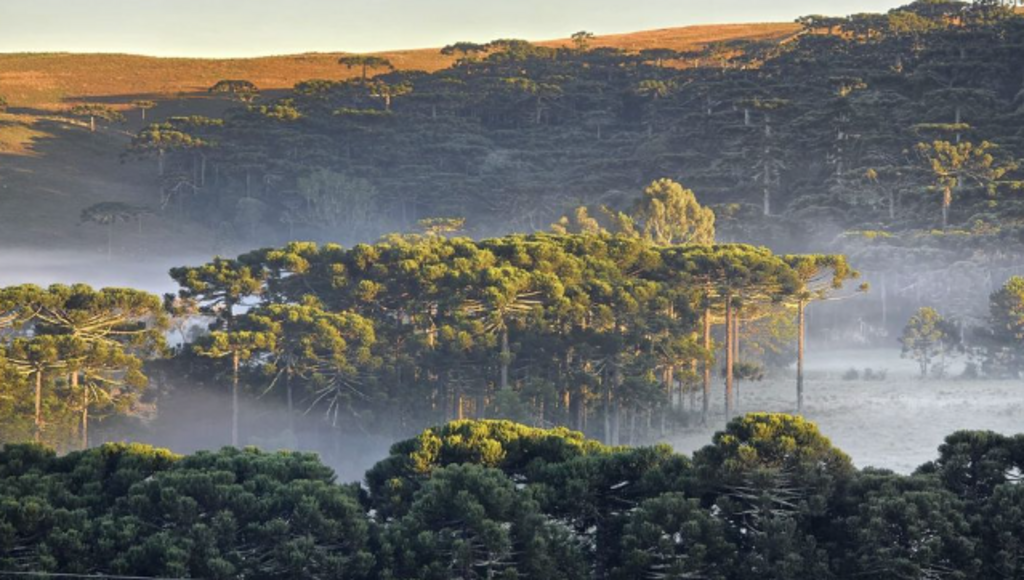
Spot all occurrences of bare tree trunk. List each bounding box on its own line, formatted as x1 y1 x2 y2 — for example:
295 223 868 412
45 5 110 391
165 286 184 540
702 299 712 426
232 351 240 447
77 372 88 450
500 328 510 390
797 300 806 413
34 371 43 443
725 294 735 421
942 186 952 229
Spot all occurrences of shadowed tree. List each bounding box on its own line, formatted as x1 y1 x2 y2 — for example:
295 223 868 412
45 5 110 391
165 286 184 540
131 100 157 121
80 202 152 260
208 80 260 104
571 30 596 52
915 140 1014 228
69 104 125 132
338 55 394 81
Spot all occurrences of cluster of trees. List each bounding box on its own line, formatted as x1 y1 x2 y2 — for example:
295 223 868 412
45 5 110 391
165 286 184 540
116 1 1024 249
901 274 1024 378
0 285 166 450
3 414 1023 579
159 228 854 448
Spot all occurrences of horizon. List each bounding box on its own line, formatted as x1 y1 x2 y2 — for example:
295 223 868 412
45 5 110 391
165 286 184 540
0 0 906 58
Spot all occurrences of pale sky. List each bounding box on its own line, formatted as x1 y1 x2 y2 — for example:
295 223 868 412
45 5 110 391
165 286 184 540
0 0 907 57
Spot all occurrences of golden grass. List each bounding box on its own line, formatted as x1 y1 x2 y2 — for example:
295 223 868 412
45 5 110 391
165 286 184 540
0 113 50 155
0 22 799 110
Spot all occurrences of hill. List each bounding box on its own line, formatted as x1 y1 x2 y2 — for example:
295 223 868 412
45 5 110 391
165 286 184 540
0 23 798 110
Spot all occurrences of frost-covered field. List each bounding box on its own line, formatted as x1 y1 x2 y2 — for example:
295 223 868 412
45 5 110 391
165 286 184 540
665 349 1024 473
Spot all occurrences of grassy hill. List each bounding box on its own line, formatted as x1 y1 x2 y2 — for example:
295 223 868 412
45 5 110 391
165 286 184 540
0 22 797 254
0 23 798 110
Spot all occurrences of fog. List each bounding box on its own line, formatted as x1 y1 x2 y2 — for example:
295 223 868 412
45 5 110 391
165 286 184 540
0 249 204 295
1 246 1022 477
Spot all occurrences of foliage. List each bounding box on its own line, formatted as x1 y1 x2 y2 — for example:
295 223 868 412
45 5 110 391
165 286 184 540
900 307 961 378
2 415 1021 580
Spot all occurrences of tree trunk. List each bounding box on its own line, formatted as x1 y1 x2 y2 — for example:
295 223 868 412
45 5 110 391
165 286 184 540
942 186 952 229
34 371 43 443
286 370 295 434
77 373 88 450
733 312 740 412
232 351 240 447
725 294 735 421
797 300 806 414
702 299 712 426
500 328 510 390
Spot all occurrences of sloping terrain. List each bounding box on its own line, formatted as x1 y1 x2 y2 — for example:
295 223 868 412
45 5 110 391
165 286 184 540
0 23 798 110
0 22 797 254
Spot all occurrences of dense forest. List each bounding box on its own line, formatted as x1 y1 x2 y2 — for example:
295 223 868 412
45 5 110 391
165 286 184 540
2 415 1024 580
3 1 1024 578
51 0 1010 334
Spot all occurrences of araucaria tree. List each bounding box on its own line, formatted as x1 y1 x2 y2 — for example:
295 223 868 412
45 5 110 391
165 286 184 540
900 306 960 378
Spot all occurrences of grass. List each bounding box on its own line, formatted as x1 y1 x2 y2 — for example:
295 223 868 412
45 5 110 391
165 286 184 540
0 23 799 110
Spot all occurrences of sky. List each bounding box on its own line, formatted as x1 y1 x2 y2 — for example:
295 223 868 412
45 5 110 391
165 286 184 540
0 0 908 58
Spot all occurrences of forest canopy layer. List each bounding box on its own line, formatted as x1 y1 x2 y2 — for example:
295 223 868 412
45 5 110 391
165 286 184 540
2 415 1023 580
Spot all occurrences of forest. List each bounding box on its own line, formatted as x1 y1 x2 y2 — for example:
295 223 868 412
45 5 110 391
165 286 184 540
2 416 1024 579
3 0 1024 578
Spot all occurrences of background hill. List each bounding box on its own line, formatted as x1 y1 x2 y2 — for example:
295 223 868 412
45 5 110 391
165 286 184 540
0 23 797 110
0 22 797 255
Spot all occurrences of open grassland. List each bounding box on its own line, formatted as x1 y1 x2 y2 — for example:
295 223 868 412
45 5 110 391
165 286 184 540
667 349 1024 473
0 22 798 110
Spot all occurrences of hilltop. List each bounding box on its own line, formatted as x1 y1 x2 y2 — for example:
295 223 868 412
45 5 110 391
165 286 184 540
0 23 797 110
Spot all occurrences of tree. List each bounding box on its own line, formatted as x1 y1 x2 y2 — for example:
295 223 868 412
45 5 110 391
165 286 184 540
571 31 596 52
0 95 8 113
80 202 152 260
981 276 1024 377
69 104 125 132
631 179 716 246
915 140 1013 229
338 55 393 81
208 79 260 104
900 307 960 378
131 99 157 121
194 327 276 446
4 336 65 443
784 255 861 413
368 79 412 112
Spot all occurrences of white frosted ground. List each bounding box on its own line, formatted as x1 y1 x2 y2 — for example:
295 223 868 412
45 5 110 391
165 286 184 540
665 349 1024 473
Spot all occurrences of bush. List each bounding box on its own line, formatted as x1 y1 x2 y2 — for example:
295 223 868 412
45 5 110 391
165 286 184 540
842 367 860 380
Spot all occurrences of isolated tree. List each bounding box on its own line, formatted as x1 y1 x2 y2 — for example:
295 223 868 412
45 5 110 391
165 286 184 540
69 104 125 132
571 30 596 52
208 80 260 104
80 202 151 260
900 307 960 378
338 55 393 81
0 95 8 113
632 179 716 246
131 99 157 121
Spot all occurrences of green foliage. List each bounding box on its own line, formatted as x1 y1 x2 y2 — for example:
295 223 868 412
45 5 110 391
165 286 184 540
0 443 374 579
900 307 961 378
3 416 1021 580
